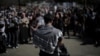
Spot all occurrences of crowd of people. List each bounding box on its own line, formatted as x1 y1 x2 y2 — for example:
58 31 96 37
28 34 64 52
0 4 100 54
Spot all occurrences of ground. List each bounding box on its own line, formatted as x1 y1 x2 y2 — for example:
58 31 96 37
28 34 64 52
0 36 100 56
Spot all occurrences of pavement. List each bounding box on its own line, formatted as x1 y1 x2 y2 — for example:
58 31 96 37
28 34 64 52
0 37 100 56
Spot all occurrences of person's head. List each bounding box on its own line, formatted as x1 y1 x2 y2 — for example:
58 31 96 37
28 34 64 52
9 14 13 19
22 12 26 17
64 13 68 17
36 13 40 18
55 12 63 19
55 12 60 19
44 14 54 24
20 12 26 18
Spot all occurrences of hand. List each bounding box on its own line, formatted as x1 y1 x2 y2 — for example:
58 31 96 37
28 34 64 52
31 26 37 31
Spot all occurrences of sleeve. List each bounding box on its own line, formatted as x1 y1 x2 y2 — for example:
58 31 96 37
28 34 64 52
51 30 63 51
58 30 63 38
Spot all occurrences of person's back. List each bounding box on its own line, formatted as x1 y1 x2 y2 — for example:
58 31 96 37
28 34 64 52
33 14 63 56
34 25 62 54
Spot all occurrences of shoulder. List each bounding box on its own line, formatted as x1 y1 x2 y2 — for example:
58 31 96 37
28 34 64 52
34 25 45 32
52 27 63 37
